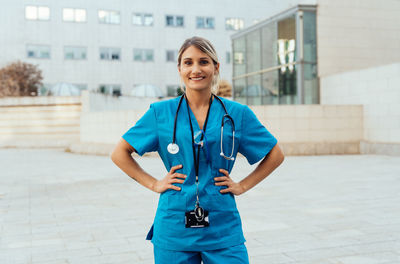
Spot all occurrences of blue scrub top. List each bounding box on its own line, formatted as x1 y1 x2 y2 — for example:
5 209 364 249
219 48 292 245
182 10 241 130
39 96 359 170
122 96 277 251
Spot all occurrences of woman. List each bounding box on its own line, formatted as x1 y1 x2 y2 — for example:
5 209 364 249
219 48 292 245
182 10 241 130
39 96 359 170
111 36 284 264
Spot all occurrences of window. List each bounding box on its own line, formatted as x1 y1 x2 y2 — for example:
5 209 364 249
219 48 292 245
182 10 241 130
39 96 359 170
166 15 184 27
226 52 231 64
234 52 244 64
166 50 178 62
63 8 86 22
100 47 121 60
26 45 50 59
98 84 121 96
75 84 88 91
226 18 244 30
196 17 215 29
167 85 182 96
98 10 120 24
133 49 154 61
132 13 153 26
25 6 50 20
64 46 87 60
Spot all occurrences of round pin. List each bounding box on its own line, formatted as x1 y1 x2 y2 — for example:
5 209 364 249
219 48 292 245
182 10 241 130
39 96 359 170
167 143 179 154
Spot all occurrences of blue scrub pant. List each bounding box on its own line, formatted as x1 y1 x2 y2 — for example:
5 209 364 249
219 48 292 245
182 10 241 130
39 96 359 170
154 243 249 264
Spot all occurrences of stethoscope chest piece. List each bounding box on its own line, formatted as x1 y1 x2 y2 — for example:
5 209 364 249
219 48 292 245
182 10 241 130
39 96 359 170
167 143 179 154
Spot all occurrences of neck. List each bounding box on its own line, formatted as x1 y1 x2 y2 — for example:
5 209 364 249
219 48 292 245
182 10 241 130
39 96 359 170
185 89 212 109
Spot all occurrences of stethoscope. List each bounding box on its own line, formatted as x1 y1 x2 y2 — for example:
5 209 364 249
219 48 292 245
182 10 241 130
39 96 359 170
167 93 235 161
167 93 235 222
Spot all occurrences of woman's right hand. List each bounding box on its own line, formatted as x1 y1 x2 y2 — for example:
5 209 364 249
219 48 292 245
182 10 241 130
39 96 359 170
152 164 187 193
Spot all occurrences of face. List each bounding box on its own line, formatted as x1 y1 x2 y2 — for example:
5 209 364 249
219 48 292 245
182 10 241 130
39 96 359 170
178 45 219 92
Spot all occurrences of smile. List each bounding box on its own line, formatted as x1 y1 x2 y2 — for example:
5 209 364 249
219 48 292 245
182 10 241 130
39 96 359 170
189 77 205 81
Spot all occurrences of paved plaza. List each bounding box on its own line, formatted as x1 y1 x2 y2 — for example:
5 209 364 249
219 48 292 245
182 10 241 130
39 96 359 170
0 148 399 264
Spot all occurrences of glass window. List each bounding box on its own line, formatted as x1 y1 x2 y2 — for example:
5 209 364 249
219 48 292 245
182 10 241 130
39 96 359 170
98 84 121 95
26 45 51 59
132 14 142 25
277 15 297 104
38 6 50 20
63 8 74 21
196 17 215 29
144 14 153 26
226 52 231 64
144 49 154 61
133 49 154 61
25 6 38 20
25 6 50 20
166 15 184 27
167 85 180 96
166 50 177 62
176 16 184 26
166 16 174 26
98 10 120 24
100 47 121 60
64 46 87 60
133 13 153 26
75 9 86 22
303 11 318 104
75 84 88 91
133 49 143 61
225 18 244 30
63 8 86 22
234 52 244 64
232 7 317 105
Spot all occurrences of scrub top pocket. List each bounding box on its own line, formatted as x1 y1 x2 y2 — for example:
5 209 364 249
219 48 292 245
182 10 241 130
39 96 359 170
167 194 187 211
202 193 237 212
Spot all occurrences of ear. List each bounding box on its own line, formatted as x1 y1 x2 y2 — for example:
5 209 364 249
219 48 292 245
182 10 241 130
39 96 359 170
177 64 181 73
215 63 220 74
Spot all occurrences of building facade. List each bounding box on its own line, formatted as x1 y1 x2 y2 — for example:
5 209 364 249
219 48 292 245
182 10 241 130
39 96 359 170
232 5 318 105
0 0 316 96
232 0 400 105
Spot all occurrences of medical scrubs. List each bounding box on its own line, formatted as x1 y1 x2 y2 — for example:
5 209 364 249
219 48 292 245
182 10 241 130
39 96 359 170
122 96 277 254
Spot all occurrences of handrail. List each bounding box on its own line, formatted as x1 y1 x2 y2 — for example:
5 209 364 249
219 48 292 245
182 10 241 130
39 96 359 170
232 60 316 80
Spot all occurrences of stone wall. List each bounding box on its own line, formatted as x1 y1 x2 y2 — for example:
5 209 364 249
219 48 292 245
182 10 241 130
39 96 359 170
321 63 400 154
0 96 81 148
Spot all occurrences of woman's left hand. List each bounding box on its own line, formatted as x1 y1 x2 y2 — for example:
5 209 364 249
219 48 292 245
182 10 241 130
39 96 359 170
214 169 245 196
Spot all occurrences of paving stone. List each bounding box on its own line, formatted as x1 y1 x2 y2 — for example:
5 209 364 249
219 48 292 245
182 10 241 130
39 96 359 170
1 149 400 263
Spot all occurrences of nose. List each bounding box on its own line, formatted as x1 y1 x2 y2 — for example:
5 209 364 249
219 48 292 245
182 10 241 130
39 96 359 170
192 62 202 74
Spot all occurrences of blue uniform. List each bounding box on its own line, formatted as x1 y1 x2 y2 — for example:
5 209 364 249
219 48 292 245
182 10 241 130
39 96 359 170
122 96 277 254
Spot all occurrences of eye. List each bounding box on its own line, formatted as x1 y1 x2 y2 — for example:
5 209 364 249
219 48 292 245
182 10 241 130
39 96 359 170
200 60 209 65
184 61 192 65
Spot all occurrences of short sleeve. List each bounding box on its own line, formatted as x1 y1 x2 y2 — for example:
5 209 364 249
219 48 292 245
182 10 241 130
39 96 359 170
122 105 159 156
238 105 277 165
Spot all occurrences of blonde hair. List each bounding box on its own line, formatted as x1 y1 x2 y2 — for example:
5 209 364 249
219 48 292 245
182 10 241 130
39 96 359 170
177 36 220 94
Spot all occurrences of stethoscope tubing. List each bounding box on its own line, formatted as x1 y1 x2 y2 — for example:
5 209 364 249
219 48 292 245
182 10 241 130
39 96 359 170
169 93 235 160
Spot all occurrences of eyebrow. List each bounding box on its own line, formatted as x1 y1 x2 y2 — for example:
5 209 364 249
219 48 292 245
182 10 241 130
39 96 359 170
182 57 210 60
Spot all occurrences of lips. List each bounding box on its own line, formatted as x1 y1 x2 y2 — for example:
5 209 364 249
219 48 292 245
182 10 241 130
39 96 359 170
189 77 205 81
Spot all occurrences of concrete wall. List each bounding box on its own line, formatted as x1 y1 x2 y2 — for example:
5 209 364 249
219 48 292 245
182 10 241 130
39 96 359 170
321 62 400 154
0 96 81 148
80 90 167 112
317 0 400 77
75 99 363 156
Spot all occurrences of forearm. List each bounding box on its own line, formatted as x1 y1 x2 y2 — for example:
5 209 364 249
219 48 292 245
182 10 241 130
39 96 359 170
239 144 284 193
111 147 157 192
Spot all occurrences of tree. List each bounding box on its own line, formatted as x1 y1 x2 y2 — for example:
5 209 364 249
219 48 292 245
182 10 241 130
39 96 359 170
216 79 232 97
0 61 43 97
